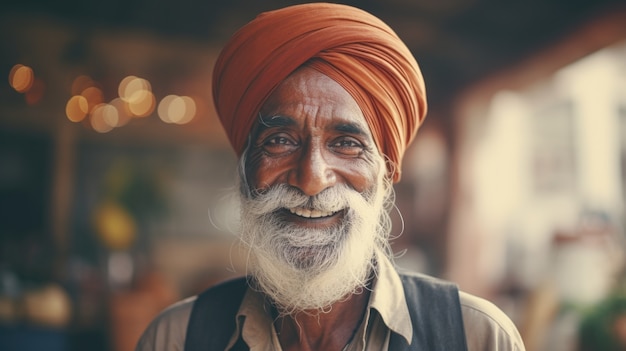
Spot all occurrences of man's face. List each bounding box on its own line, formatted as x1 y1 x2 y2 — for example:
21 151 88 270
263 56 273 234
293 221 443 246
246 66 383 209
237 67 390 312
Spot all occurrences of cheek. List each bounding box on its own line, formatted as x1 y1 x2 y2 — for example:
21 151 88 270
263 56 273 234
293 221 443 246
328 152 384 193
244 149 289 191
345 161 382 193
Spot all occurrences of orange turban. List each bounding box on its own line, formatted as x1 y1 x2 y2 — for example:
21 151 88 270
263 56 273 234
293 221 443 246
212 2 427 182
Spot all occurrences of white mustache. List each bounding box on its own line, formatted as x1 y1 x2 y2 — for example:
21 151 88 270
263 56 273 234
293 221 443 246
245 183 366 218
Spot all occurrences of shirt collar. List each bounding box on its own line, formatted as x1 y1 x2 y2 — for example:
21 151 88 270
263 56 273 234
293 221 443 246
227 286 279 350
369 249 413 344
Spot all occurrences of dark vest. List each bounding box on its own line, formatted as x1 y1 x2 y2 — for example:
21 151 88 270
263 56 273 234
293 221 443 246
184 273 467 350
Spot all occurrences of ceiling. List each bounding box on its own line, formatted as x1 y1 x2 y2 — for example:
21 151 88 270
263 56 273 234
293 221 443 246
2 0 625 118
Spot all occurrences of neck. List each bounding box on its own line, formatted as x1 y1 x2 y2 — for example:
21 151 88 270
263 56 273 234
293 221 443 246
273 287 370 351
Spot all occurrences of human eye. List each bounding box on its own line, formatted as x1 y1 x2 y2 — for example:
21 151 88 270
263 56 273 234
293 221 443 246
261 133 298 155
330 137 364 156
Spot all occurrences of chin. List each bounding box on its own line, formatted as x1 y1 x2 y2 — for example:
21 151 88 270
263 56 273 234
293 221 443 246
284 243 339 271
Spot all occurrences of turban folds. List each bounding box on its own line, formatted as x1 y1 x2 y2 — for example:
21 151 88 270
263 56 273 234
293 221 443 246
212 3 427 182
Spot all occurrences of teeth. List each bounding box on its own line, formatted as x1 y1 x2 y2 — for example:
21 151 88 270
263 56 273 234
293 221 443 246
288 207 336 218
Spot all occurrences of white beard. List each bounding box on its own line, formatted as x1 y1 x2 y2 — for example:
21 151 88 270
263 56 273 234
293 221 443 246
237 179 391 315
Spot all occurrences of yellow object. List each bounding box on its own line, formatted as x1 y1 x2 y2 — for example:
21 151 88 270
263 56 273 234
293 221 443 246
94 202 137 250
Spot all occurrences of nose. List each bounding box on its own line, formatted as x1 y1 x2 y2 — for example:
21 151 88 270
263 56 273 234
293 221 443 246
288 143 336 196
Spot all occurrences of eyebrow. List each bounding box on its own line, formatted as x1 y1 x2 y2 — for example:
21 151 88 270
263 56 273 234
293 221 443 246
334 122 368 136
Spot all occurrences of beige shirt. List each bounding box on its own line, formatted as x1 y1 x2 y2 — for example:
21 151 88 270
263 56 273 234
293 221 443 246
136 253 525 351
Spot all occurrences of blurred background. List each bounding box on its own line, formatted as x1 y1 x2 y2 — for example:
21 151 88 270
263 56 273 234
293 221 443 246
1 0 626 350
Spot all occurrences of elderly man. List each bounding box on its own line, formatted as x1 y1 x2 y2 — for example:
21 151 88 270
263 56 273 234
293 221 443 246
137 3 525 351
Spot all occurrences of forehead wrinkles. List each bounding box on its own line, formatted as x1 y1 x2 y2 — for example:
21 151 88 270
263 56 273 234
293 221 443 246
261 68 369 132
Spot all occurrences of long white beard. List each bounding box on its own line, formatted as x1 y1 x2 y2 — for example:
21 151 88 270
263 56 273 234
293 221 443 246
238 180 390 314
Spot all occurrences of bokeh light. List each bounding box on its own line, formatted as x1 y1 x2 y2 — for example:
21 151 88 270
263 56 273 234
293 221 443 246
90 103 115 133
118 76 154 117
119 76 139 98
179 96 196 124
158 95 196 124
118 76 151 102
9 64 34 93
109 98 133 127
65 95 89 122
81 86 104 113
16 70 202 131
101 104 120 128
127 90 155 117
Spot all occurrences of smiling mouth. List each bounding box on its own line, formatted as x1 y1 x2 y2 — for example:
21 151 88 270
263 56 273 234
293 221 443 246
286 206 340 219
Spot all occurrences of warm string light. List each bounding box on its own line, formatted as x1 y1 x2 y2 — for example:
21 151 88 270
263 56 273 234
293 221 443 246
158 94 196 125
8 63 46 105
8 64 199 133
65 95 89 122
118 75 155 117
66 75 196 133
9 64 34 93
63 74 196 133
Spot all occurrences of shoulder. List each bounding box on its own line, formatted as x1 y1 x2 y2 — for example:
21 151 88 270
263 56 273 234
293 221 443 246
135 296 196 351
459 291 526 351
135 277 249 351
